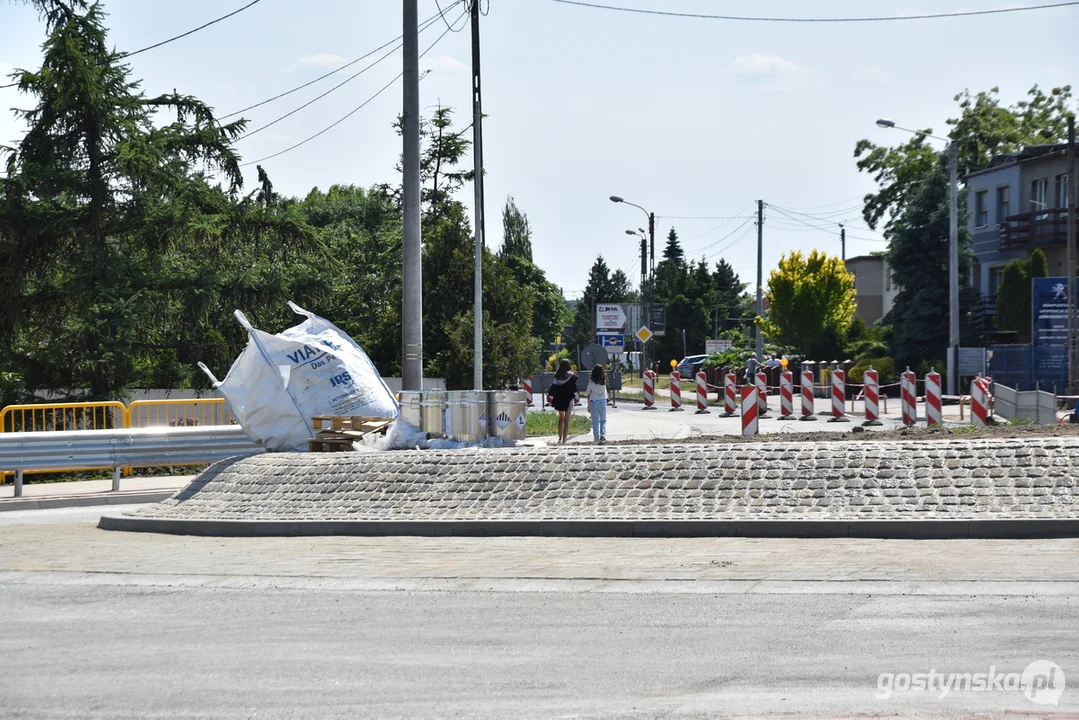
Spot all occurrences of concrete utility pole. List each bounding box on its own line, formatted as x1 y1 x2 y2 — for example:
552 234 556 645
1067 115 1076 391
839 224 846 261
470 0 486 390
401 0 422 391
947 140 960 398
755 199 764 360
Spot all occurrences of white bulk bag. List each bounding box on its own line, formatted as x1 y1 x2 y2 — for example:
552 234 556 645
199 302 399 451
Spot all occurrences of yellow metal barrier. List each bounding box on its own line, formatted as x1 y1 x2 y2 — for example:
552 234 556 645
1 398 232 483
0 401 129 481
126 398 231 429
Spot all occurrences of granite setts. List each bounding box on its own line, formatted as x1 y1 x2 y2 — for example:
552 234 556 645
118 438 1079 522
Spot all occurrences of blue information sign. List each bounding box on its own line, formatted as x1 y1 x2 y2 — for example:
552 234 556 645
1032 277 1068 347
598 333 624 351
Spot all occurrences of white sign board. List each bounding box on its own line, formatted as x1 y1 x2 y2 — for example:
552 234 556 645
705 339 732 355
596 304 627 330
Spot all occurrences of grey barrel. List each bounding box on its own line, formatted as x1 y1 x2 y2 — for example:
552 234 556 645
421 390 447 437
487 390 527 441
398 390 423 429
445 390 487 442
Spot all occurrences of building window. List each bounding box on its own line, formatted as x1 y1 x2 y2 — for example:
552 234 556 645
989 266 1006 296
1057 174 1069 215
975 190 988 227
996 185 1010 224
1032 178 1048 220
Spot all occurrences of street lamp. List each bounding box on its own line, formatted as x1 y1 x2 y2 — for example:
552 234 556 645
612 196 656 376
876 118 960 397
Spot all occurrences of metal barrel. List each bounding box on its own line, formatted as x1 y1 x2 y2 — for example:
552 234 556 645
420 391 446 436
445 390 487 442
398 390 423 429
487 390 527 441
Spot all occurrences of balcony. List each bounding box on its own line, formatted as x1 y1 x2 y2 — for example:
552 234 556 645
999 208 1074 250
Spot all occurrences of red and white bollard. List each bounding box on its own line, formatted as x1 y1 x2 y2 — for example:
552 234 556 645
643 370 656 410
863 367 882 427
925 369 942 428
669 372 683 411
971 376 990 426
756 371 769 417
800 369 817 421
722 373 737 416
779 371 794 419
741 384 758 436
829 369 849 422
524 376 533 406
901 368 917 426
695 371 710 414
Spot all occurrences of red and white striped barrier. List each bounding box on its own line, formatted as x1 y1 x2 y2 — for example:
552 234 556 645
756 371 768 417
722 373 737 416
643 370 656 410
925 370 942 427
971 376 990 426
901 368 917 426
670 372 683 412
828 369 849 422
800 369 817 421
741 384 758 436
863 367 882 426
695 371 710 414
779 371 794 419
524 376 533 406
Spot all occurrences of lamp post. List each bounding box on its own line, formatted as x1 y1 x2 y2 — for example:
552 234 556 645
626 228 647 379
612 196 655 373
876 118 960 397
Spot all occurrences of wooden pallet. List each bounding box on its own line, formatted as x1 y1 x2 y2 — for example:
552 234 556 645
308 416 394 452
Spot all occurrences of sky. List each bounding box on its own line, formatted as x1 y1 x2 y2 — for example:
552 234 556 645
2 0 1077 302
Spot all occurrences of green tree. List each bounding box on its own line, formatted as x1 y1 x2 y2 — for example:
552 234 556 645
854 84 1074 232
662 227 685 264
0 2 320 398
994 248 1047 339
759 250 856 359
995 259 1029 337
884 163 979 369
500 196 532 262
712 258 752 329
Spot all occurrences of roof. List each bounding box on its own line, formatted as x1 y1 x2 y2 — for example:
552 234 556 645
968 143 1069 178
845 254 884 265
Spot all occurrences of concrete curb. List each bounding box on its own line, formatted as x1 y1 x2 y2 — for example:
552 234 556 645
1 491 175 512
97 515 1079 539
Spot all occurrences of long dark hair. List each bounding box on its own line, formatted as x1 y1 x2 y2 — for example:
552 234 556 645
590 365 606 385
555 358 572 380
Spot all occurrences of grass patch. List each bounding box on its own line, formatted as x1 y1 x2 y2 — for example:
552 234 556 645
526 411 593 436
1007 417 1035 426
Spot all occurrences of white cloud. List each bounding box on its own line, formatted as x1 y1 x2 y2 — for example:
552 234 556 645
293 53 347 70
729 54 803 78
422 55 467 75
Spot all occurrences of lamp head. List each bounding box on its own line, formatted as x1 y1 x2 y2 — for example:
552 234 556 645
876 118 896 129
625 230 636 236
609 196 624 203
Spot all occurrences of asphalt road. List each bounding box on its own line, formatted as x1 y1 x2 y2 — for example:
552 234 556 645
2 507 1077 718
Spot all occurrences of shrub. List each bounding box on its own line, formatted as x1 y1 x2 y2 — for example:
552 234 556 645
848 357 896 385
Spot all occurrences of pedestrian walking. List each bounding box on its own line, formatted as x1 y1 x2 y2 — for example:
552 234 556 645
745 352 759 379
586 365 608 444
546 359 579 444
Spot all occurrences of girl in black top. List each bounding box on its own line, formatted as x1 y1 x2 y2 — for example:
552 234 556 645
546 359 578 444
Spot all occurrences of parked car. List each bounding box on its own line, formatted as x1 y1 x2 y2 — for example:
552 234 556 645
676 354 709 377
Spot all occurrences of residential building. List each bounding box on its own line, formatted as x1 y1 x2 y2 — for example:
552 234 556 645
967 143 1074 302
845 254 896 325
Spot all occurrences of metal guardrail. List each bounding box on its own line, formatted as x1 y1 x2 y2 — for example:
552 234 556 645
0 425 262 498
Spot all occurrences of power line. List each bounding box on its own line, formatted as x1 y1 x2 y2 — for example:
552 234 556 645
435 0 468 31
236 36 410 141
769 206 886 242
545 0 1079 22
239 14 460 168
122 0 264 58
221 12 442 120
